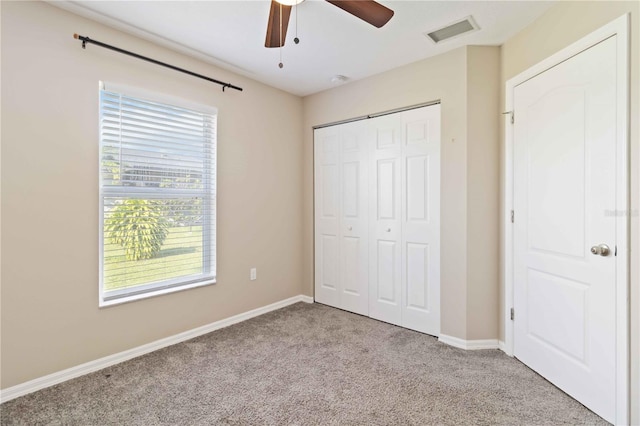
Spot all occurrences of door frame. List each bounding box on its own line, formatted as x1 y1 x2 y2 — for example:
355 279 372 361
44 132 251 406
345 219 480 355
503 14 629 424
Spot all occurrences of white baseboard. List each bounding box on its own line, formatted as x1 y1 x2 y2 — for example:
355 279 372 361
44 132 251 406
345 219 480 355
498 340 507 353
0 294 314 403
298 295 314 304
438 334 500 350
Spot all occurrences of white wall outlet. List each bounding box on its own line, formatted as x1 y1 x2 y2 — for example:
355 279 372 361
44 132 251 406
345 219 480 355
250 268 257 281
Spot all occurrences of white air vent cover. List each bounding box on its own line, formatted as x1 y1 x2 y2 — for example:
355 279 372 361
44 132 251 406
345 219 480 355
424 16 480 44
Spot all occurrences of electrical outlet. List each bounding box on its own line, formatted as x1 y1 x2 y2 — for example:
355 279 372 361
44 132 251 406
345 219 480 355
250 268 257 281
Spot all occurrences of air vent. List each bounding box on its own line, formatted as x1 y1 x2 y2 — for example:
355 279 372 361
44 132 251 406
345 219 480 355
424 16 479 44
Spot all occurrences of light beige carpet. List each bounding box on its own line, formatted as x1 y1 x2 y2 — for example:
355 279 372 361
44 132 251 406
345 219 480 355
1 302 607 425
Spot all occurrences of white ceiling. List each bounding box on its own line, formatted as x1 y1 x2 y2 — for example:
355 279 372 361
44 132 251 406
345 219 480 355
52 0 555 96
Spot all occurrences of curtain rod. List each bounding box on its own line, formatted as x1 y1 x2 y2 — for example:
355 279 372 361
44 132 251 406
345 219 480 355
73 34 243 92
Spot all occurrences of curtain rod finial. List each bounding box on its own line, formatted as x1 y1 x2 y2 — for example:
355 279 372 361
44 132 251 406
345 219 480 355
73 33 79 39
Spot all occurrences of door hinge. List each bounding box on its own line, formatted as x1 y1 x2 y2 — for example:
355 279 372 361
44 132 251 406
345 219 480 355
510 308 515 321
615 245 617 256
510 210 514 223
502 110 514 124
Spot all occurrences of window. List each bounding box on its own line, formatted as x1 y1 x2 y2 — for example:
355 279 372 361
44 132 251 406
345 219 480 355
99 82 216 306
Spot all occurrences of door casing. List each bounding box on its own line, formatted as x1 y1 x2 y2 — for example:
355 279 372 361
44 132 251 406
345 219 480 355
503 14 629 424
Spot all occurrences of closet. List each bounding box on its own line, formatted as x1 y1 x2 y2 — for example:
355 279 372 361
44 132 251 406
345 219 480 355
314 104 441 336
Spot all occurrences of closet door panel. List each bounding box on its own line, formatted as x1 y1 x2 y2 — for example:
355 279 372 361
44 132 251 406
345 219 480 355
339 121 369 315
315 104 441 337
369 114 402 326
401 105 441 335
406 242 430 309
376 240 398 302
314 126 341 308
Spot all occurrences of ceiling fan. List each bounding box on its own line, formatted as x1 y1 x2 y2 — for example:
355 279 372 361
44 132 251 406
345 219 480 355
265 0 394 48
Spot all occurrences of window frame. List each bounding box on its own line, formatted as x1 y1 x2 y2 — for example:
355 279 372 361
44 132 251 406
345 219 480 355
98 81 217 307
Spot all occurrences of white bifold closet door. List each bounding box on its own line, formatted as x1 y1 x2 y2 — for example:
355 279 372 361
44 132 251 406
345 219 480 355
369 106 441 335
314 104 440 336
314 120 369 315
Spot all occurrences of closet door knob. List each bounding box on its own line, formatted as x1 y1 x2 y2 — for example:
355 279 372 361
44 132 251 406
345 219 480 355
590 244 610 257
386 228 391 232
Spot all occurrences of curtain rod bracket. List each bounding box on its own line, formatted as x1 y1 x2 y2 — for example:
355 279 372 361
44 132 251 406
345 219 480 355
73 33 243 92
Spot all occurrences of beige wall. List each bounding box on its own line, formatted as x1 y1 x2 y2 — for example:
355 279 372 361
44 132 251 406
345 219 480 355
499 1 640 422
302 46 501 340
0 1 303 388
466 46 500 340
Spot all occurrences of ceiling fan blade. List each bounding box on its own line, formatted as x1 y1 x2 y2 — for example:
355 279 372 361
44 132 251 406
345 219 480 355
326 0 394 28
265 0 292 48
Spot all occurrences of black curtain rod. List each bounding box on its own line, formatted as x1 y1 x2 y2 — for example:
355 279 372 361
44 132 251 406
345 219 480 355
74 34 243 92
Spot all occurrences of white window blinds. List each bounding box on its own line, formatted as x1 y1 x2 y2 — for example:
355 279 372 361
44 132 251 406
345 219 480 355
99 84 217 305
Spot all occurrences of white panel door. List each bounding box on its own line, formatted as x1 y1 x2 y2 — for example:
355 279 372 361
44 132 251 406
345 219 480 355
513 37 617 422
314 122 369 314
339 120 369 315
314 126 341 308
315 105 441 335
369 113 403 326
401 105 441 335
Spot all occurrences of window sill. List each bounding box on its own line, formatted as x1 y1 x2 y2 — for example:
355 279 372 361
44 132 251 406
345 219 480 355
99 278 216 308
